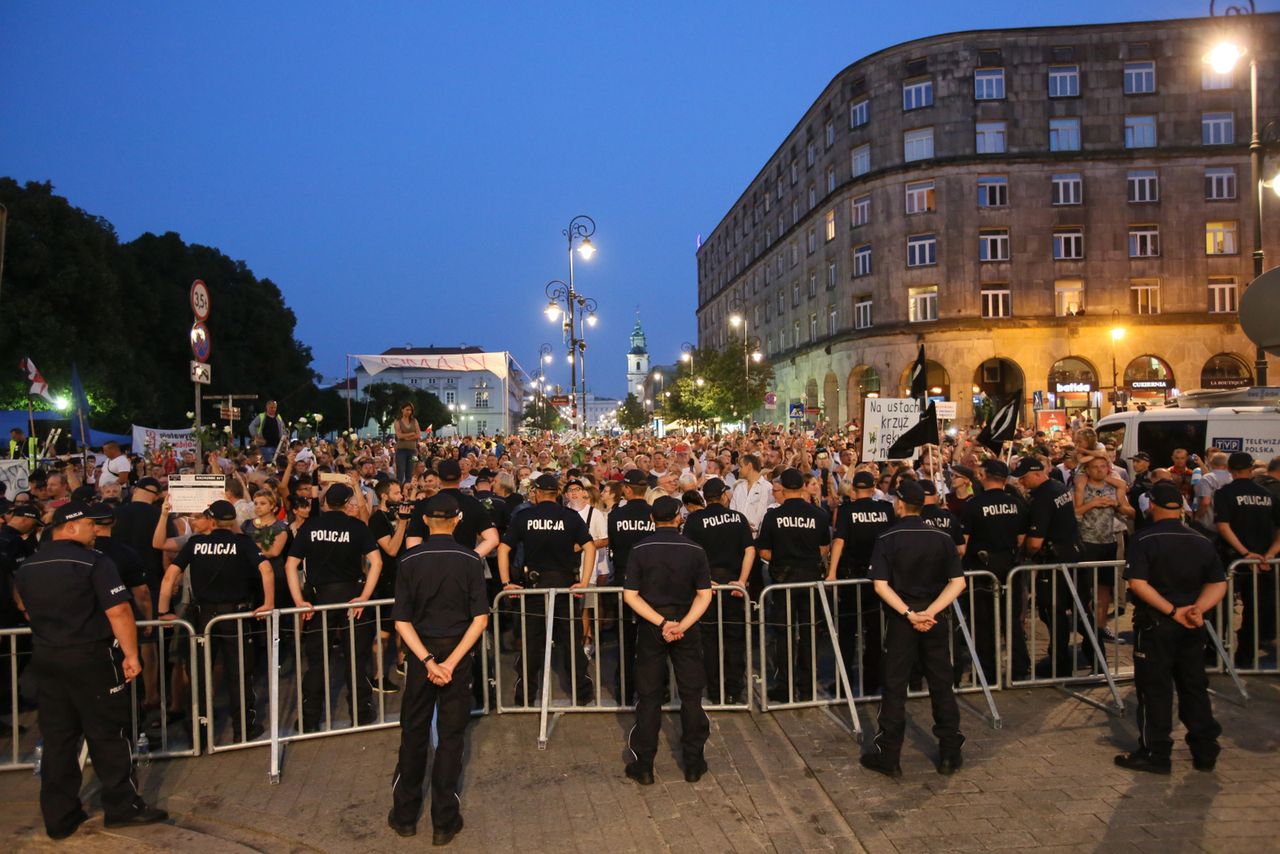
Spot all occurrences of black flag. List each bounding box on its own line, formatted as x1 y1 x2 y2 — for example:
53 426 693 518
886 402 938 459
908 345 927 404
976 390 1023 453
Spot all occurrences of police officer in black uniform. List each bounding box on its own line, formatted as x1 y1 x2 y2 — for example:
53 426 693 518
920 480 964 550
14 502 168 838
826 469 895 696
1116 482 1227 774
369 479 414 694
387 493 489 844
497 473 595 704
1213 452 1280 667
960 460 1029 681
757 467 830 702
158 500 273 741
606 469 655 704
682 477 754 704
88 503 152 620
1014 456 1086 677
0 504 41 713
285 483 383 730
623 495 714 785
861 481 967 778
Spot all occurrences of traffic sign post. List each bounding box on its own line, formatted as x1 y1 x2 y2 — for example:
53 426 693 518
190 279 210 322
190 281 211 473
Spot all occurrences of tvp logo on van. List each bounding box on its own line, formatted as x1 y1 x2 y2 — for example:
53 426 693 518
1214 437 1244 453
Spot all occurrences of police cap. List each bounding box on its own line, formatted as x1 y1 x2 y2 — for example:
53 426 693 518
1227 452 1254 471
9 504 41 523
894 480 926 505
423 493 461 518
86 502 117 523
918 480 938 496
51 502 93 526
779 467 805 490
681 490 706 508
1128 452 1151 462
134 477 163 494
651 495 682 522
437 459 462 481
1149 482 1184 510
533 473 560 492
622 469 648 486
71 485 98 503
980 459 1010 479
851 470 877 489
204 499 238 521
1011 457 1046 477
950 465 976 483
324 483 354 507
702 477 728 499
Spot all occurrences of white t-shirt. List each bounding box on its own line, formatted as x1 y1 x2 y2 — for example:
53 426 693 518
99 454 132 486
577 504 610 579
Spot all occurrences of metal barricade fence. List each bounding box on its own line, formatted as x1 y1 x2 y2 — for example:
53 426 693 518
1227 558 1280 676
201 611 270 754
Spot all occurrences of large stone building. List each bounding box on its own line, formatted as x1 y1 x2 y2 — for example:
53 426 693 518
695 14 1280 427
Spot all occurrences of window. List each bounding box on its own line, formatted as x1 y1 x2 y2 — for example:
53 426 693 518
903 127 934 161
854 297 872 329
1206 221 1238 255
808 185 816 210
445 390 455 404
1124 61 1156 94
1052 173 1082 205
1053 227 1084 260
903 78 934 110
1203 66 1233 90
808 272 817 297
1055 278 1084 316
828 305 838 336
979 228 1010 261
793 320 801 346
827 260 837 288
1129 226 1160 258
790 160 798 185
976 121 1007 154
1131 279 1161 314
907 234 937 267
790 241 798 266
908 286 938 322
776 289 784 313
807 228 817 254
977 175 1008 207
974 68 1005 100
1048 65 1079 97
851 194 870 227
475 390 490 408
825 209 836 241
905 180 935 214
792 282 800 306
853 244 872 277
981 288 1011 318
1049 117 1081 151
850 98 869 128
826 165 836 193
809 313 818 341
1202 112 1235 145
1127 169 1159 202
1125 115 1156 148
851 144 870 177
1209 276 1238 313
807 141 816 167
1205 167 1237 200
792 199 799 223
825 121 835 148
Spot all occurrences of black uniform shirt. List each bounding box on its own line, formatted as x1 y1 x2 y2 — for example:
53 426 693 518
961 487 1028 554
869 516 963 602
1213 478 1280 555
682 505 753 575
1026 479 1080 560
501 500 590 574
0 526 37 626
407 488 495 548
113 501 176 590
756 498 831 567
368 509 403 597
93 535 148 591
288 510 377 585
1125 519 1225 606
832 497 896 571
921 505 965 548
607 499 655 583
477 491 512 536
15 540 132 647
624 529 712 607
392 534 488 638
173 528 265 604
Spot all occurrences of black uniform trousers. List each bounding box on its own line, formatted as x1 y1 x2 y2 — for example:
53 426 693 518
965 552 1028 682
614 601 640 706
767 564 823 698
1032 550 1093 675
699 568 747 702
1133 608 1221 762
833 568 882 696
391 636 473 831
873 606 964 760
300 581 375 728
34 640 142 835
191 601 257 741
629 605 709 768
515 570 591 704
1233 562 1277 667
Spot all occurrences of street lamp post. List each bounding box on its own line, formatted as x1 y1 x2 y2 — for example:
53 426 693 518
537 343 553 428
1110 320 1126 414
680 341 695 375
543 215 598 431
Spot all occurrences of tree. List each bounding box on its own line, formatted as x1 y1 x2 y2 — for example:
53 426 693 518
665 345 775 426
361 382 453 431
521 400 564 432
617 393 649 432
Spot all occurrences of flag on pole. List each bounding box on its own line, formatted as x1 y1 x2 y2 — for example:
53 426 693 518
908 345 927 406
70 363 91 447
19 358 55 403
976 390 1023 453
886 402 938 459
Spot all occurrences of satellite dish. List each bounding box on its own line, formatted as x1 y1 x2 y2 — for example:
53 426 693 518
1239 267 1280 357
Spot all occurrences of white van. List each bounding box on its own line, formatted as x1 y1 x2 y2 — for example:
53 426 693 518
1095 387 1280 470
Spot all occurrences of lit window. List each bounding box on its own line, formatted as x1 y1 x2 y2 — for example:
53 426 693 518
1049 117 1081 151
903 127 934 161
1124 61 1156 94
1206 221 1238 255
977 176 1008 207
854 297 872 329
1125 115 1157 148
1209 277 1238 313
850 99 869 128
475 391 490 408
907 234 937 267
1129 226 1160 258
851 144 871 177
981 288 1011 318
974 68 1005 100
903 78 934 110
979 228 1010 262
1131 279 1161 314
1048 65 1080 97
976 121 1007 154
908 286 938 322
1053 227 1084 260
853 244 872 277
1052 173 1082 205
1202 112 1235 145
851 194 870 227
825 209 836 241
1205 167 1237 200
1127 169 1159 203
1055 279 1084 316
905 180 935 214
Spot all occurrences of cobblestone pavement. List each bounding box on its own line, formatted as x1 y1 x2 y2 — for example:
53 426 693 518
1 675 1276 852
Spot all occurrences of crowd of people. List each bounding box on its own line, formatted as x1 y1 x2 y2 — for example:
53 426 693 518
2 406 1278 841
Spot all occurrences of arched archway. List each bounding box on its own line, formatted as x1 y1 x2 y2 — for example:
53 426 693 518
973 357 1024 400
1124 354 1175 404
1048 356 1100 421
1200 353 1253 389
847 365 880 427
899 360 950 400
822 372 840 429
804 378 820 415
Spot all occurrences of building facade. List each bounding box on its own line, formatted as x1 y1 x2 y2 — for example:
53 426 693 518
625 316 650 397
695 15 1280 427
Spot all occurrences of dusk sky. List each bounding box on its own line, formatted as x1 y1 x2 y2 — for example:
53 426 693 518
2 1 1219 399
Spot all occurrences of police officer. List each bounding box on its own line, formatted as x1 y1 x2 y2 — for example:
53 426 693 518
682 477 754 705
87 503 152 621
606 469 655 704
497 473 595 704
14 502 168 838
960 460 1029 681
861 481 967 778
1014 456 1086 677
920 480 964 550
285 483 383 730
369 479 414 694
387 494 489 844
826 470 895 696
1213 452 1280 667
158 500 274 741
756 467 830 702
623 495 714 785
0 504 41 712
1116 482 1226 774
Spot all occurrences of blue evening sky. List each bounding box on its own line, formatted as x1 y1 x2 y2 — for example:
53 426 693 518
2 1 1218 399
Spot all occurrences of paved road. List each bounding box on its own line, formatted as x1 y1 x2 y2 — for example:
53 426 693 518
2 676 1277 852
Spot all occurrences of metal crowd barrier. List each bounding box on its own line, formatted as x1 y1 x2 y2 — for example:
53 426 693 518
1226 558 1280 676
201 611 269 754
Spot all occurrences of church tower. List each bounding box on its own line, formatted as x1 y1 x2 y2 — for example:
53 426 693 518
625 313 649 398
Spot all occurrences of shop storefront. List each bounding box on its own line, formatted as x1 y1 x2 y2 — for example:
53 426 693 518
1047 356 1101 421
1199 353 1253 390
1124 355 1175 405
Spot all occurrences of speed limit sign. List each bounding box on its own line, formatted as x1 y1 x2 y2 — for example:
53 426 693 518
190 279 211 322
